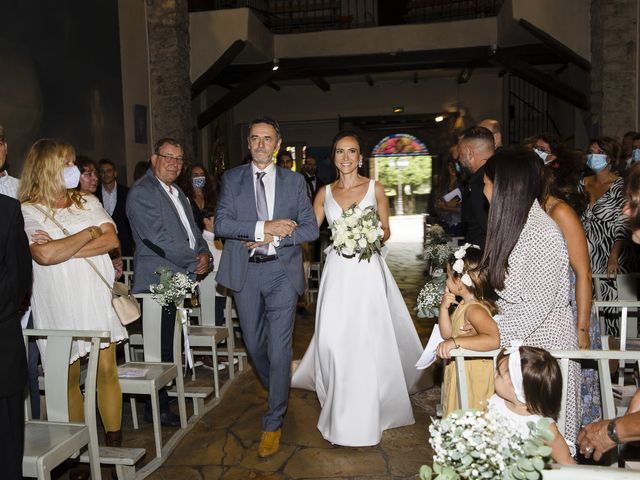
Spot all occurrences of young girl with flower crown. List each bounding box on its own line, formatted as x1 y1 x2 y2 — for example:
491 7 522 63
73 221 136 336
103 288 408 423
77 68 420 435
490 345 575 464
436 243 500 415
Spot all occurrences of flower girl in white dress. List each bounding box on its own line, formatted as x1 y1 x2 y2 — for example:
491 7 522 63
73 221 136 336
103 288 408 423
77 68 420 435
291 131 432 446
490 345 574 464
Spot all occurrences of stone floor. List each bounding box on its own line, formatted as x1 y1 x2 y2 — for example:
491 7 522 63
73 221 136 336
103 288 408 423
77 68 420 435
142 216 439 480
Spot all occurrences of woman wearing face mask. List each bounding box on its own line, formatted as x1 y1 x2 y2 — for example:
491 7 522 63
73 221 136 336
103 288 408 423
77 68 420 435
580 137 633 336
181 163 217 231
18 139 128 469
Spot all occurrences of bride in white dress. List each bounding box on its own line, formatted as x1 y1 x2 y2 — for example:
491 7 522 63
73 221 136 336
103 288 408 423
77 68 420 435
291 131 432 446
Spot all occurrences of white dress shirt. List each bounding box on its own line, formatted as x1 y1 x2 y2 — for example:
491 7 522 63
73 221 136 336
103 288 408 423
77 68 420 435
156 177 196 249
0 172 19 199
101 184 117 216
252 162 279 255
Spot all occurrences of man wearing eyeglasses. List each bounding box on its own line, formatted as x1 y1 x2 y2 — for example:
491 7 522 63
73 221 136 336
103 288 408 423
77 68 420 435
127 137 211 427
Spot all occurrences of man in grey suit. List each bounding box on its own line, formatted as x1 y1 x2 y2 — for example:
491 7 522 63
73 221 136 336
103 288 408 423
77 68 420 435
127 137 211 426
215 117 318 457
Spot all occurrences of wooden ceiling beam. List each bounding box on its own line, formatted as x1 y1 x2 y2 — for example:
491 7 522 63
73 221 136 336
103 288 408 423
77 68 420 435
197 68 274 129
191 39 246 99
491 50 589 110
311 77 331 91
518 19 591 72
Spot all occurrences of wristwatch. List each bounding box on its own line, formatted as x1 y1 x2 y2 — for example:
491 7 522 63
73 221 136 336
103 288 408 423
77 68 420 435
607 419 619 443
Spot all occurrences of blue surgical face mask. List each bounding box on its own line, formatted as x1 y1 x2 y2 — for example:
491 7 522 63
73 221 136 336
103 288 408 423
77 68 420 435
534 147 549 164
192 176 206 189
632 148 640 162
454 162 461 174
64 165 81 189
586 153 609 172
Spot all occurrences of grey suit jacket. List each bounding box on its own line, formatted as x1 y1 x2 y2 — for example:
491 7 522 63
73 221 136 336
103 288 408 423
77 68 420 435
215 164 319 295
127 169 209 294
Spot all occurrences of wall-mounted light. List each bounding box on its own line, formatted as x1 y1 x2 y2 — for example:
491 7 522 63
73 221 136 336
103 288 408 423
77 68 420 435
435 115 445 122
272 58 279 71
393 106 404 113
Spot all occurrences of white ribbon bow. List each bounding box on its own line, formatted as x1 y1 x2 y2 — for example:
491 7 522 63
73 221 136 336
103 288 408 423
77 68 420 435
506 340 526 405
177 307 194 370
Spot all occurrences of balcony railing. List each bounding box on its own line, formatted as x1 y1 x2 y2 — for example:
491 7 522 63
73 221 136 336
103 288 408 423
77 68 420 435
189 0 505 34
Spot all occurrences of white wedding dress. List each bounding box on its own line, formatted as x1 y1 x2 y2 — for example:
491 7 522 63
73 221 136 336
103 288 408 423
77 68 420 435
291 179 430 446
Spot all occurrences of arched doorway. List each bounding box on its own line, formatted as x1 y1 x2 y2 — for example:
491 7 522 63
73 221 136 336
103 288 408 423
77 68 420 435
370 133 432 216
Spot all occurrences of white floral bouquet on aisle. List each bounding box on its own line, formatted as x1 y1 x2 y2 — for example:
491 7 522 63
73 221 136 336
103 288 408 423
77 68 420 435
420 409 553 480
416 271 447 318
149 267 198 307
331 203 384 263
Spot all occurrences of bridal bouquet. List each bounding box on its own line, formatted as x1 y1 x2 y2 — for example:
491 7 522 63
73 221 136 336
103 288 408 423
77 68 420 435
416 272 447 318
420 409 553 480
149 267 198 307
331 203 384 262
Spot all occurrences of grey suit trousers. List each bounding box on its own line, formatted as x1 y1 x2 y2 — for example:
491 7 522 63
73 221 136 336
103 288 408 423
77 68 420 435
233 260 298 431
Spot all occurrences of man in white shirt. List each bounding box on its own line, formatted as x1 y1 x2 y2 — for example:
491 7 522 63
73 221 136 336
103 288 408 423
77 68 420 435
215 117 318 457
127 137 212 426
0 125 20 199
97 159 134 255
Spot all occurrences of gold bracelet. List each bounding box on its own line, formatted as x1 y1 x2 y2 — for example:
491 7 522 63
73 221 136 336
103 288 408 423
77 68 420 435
87 227 100 240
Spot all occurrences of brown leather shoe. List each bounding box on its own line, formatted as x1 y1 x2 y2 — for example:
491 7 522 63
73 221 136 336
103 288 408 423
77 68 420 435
257 429 281 458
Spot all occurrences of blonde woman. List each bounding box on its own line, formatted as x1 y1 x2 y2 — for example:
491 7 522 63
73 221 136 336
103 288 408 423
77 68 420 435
19 139 128 455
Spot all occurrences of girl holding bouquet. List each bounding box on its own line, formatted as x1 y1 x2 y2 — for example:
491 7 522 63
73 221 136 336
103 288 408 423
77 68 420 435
291 131 432 446
436 244 500 415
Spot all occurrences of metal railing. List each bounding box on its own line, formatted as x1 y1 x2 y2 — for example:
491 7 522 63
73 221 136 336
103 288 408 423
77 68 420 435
189 0 505 33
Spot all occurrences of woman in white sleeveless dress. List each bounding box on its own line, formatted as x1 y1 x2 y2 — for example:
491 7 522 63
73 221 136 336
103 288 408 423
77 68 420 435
291 131 431 446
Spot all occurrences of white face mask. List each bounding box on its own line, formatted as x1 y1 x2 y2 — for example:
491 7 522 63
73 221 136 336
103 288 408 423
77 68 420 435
63 165 81 189
534 147 550 164
632 148 640 163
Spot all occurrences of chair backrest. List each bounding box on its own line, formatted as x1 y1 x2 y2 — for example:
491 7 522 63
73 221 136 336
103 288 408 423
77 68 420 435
131 294 182 368
198 271 217 327
122 256 134 272
23 328 108 460
449 348 640 437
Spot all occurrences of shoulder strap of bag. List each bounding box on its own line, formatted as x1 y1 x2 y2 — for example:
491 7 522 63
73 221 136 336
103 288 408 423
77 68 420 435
31 204 114 293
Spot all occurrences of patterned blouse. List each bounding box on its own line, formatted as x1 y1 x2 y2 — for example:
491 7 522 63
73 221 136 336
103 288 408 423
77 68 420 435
579 177 631 275
495 200 580 443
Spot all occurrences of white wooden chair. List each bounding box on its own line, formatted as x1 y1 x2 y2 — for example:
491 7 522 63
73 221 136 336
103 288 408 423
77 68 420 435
543 464 640 478
119 294 187 458
22 329 107 480
121 256 134 272
306 261 322 304
594 299 640 389
188 271 233 397
448 348 640 438
217 294 248 371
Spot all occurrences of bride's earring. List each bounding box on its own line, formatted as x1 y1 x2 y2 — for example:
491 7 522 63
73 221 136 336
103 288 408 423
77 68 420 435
358 159 363 168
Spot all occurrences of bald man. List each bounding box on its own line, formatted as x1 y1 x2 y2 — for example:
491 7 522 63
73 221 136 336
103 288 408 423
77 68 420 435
478 119 503 149
457 126 495 249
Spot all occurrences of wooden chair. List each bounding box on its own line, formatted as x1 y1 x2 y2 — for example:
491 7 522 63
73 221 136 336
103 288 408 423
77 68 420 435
188 271 233 397
119 294 187 458
22 329 107 480
217 294 248 371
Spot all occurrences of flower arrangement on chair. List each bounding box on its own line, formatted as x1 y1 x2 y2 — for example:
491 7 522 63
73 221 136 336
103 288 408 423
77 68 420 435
420 408 553 480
